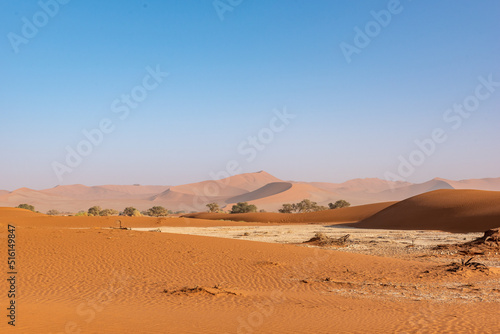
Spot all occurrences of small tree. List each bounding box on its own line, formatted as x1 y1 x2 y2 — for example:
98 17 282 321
206 203 221 213
230 202 257 214
146 206 169 217
123 207 138 217
88 206 102 216
100 208 119 216
279 200 328 213
46 209 60 216
17 204 35 212
279 203 294 213
329 200 351 210
295 199 318 213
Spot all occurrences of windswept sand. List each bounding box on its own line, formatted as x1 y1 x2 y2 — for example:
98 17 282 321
1 207 499 333
353 189 500 232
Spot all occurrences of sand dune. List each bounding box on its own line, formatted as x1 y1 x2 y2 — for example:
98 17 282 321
0 187 67 204
225 182 293 203
375 179 455 201
310 178 410 194
42 184 170 199
437 177 500 191
1 171 500 214
2 207 498 333
353 189 500 233
0 207 44 218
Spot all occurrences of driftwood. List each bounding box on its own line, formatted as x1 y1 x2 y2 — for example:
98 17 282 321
447 257 489 273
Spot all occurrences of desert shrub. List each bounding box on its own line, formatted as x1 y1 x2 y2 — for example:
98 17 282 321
146 206 169 217
279 199 328 213
46 209 60 216
88 206 102 216
279 203 294 213
75 211 88 216
328 200 351 209
230 202 257 214
123 207 138 216
16 204 35 212
99 208 119 216
206 203 221 213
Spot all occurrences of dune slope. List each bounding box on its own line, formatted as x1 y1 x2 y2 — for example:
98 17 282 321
353 189 500 232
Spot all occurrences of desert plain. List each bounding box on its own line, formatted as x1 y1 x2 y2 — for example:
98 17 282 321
1 173 500 333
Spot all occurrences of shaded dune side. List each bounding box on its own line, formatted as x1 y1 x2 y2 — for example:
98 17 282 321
352 189 500 233
225 182 293 204
183 202 396 224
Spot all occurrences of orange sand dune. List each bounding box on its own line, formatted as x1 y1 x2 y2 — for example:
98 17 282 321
310 178 410 194
0 207 44 218
41 184 170 199
1 212 498 333
226 182 293 203
168 170 282 196
184 201 396 224
223 182 344 212
375 179 455 201
2 172 500 214
353 189 500 233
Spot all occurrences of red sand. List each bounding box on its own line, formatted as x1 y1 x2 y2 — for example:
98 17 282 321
353 189 500 232
1 207 499 333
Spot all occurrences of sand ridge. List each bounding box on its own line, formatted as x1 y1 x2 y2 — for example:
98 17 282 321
2 171 500 213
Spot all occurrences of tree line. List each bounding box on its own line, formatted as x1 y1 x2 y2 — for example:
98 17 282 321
15 199 351 216
205 199 351 214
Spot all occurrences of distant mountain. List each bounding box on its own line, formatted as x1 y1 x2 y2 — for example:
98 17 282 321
0 172 499 213
435 177 500 191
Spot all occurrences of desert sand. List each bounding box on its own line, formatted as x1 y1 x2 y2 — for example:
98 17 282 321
1 199 499 333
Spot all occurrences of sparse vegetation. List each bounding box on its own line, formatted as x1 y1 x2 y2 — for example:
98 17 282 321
328 200 351 209
279 199 328 213
46 209 61 216
206 203 221 213
279 203 295 213
99 208 119 216
88 206 102 216
123 207 140 217
230 202 257 214
75 211 88 216
16 203 35 212
145 206 169 217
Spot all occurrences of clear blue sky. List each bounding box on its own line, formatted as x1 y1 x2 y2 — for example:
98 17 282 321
1 0 499 190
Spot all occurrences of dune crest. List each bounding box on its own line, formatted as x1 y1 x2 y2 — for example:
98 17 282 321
1 172 500 213
353 189 500 232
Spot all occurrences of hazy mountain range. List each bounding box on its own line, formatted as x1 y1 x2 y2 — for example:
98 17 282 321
1 171 499 213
